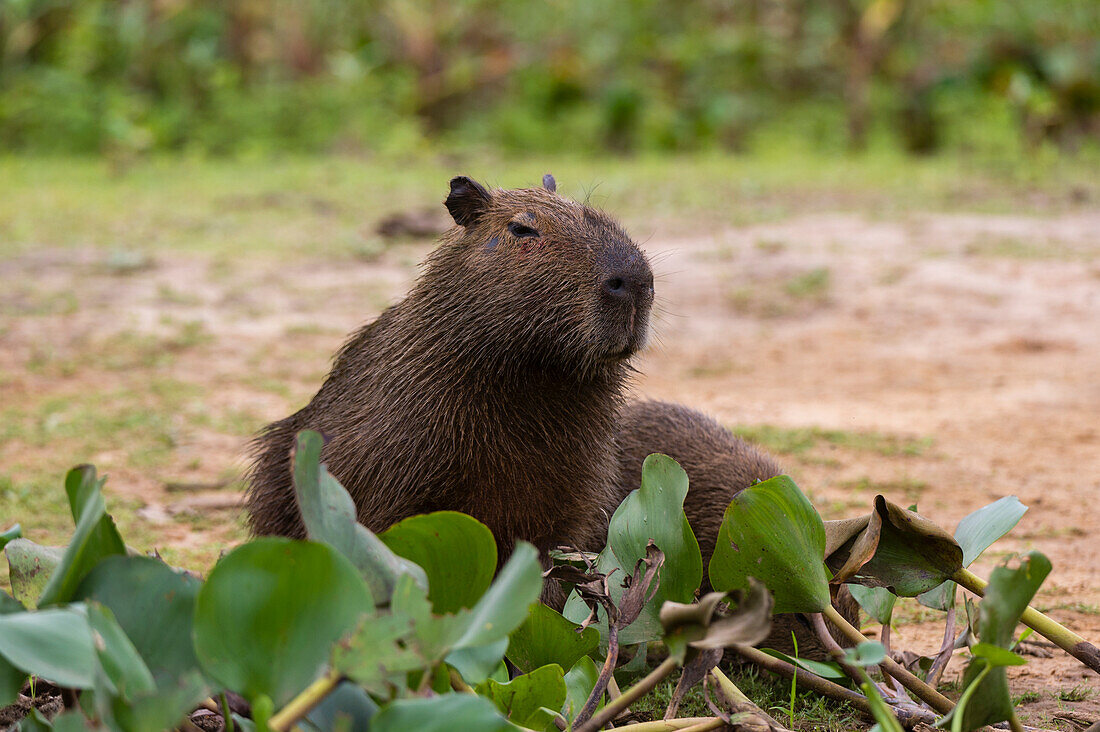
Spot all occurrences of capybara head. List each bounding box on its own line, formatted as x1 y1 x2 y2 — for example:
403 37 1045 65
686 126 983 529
424 175 654 378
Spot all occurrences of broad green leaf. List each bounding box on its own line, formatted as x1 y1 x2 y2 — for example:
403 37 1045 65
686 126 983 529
507 602 599 674
370 694 516 732
562 655 600 721
843 641 886 667
563 454 702 645
826 496 962 597
38 466 126 607
0 592 25 706
86 602 156 700
4 540 63 608
332 612 423 695
103 672 208 732
0 606 96 688
304 681 379 731
446 542 543 682
708 475 830 614
19 708 95 732
609 454 702 604
381 511 497 614
194 538 373 707
970 643 1026 667
759 649 847 681
447 638 511 684
451 542 543 650
389 573 468 664
74 556 204 687
918 496 1028 611
293 431 428 601
479 663 567 729
0 525 20 551
945 552 1051 731
848 585 897 625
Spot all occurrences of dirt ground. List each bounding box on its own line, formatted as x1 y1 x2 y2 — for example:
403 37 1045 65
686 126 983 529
2 199 1098 727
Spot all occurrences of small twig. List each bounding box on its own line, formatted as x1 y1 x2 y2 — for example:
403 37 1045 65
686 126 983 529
926 603 957 688
574 622 620 726
575 657 679 732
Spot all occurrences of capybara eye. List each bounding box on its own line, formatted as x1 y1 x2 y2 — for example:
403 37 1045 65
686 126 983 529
508 221 540 239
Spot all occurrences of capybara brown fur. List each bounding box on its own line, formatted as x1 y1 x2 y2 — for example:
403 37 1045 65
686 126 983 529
245 175 654 567
245 175 855 645
614 400 783 566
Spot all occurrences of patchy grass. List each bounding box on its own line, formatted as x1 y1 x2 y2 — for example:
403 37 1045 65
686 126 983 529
733 424 932 458
632 664 863 731
964 234 1098 261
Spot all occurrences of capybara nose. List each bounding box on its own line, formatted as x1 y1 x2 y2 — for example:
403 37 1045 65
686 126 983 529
603 276 629 299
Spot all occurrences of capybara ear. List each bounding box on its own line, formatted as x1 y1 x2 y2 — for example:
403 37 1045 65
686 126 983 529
542 173 557 192
445 176 492 227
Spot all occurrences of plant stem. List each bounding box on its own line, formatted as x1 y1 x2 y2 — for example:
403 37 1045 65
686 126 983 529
823 603 955 715
574 622 620 726
611 719 723 732
709 666 790 730
268 669 341 732
575 656 679 732
727 643 876 716
926 603 957 688
809 613 893 701
221 693 235 732
954 568 1100 674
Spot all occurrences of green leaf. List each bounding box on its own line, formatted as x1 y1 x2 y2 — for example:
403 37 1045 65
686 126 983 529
38 466 126 607
5 540 64 609
760 649 847 681
293 431 428 602
659 581 773 662
446 542 543 682
74 555 204 687
825 496 962 597
304 680 379 731
0 606 96 688
956 497 1028 567
193 538 373 707
848 585 897 625
331 612 423 695
562 655 600 721
0 525 21 551
563 454 703 645
918 496 1028 611
370 694 516 732
843 641 886 667
609 454 702 604
380 511 497 614
0 592 26 707
708 475 830 614
86 602 156 700
970 643 1026 667
479 663 567 729
452 542 543 650
103 672 208 732
945 552 1051 731
507 602 599 674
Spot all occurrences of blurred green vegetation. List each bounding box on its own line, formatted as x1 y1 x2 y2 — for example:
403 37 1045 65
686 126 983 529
1 0 1098 157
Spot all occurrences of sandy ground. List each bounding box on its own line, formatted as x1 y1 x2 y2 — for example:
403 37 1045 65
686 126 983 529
2 206 1098 727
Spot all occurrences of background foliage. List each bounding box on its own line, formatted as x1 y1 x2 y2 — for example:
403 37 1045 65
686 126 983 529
1 0 1098 157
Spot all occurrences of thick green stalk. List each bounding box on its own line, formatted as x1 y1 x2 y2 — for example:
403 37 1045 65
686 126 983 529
954 568 1100 674
822 604 955 715
268 669 341 732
